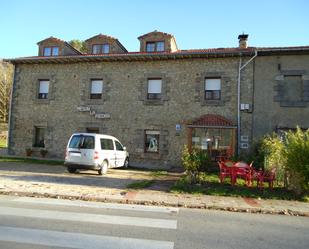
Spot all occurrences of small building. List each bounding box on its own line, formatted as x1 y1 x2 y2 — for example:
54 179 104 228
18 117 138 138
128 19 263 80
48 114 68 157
6 31 309 169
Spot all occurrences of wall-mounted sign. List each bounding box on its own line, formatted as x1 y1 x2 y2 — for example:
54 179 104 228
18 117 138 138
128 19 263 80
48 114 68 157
77 106 90 112
175 124 181 131
95 113 111 119
77 106 110 119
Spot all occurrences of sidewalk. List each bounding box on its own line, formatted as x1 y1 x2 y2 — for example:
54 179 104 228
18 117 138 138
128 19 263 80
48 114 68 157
0 161 308 216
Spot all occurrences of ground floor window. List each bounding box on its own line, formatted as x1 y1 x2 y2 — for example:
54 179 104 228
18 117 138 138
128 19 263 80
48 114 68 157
33 127 45 148
190 127 235 160
145 130 160 153
86 127 100 134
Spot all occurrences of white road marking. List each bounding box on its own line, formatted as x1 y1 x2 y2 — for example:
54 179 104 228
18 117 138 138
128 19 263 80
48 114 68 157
0 226 174 249
0 206 177 229
13 196 179 214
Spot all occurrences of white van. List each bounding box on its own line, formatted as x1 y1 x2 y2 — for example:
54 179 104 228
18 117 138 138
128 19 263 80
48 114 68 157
64 133 129 175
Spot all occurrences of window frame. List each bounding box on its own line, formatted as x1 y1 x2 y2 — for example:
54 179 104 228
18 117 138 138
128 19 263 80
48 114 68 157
38 79 50 99
90 79 103 99
147 78 162 100
146 41 165 52
204 78 221 100
92 44 110 54
144 130 160 154
43 46 59 56
33 126 45 148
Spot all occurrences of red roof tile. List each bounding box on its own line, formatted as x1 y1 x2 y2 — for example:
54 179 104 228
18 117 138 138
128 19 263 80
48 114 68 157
189 114 236 127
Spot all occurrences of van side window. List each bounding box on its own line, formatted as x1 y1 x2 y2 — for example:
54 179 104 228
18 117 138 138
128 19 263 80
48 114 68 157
101 139 114 150
115 141 124 151
69 135 94 149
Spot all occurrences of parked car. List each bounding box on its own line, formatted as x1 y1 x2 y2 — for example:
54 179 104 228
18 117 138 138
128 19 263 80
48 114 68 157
64 133 129 175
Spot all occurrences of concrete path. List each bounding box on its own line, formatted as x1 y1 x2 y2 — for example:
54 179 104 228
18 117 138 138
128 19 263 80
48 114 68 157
0 161 308 216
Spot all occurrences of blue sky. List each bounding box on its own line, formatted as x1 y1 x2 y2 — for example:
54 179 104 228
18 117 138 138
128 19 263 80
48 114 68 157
1 0 308 58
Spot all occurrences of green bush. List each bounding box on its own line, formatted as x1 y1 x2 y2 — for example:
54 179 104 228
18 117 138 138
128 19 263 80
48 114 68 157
284 128 309 193
181 146 210 184
260 127 309 194
261 133 286 184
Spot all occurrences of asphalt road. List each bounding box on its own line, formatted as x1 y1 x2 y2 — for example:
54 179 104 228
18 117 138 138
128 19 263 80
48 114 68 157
0 195 308 249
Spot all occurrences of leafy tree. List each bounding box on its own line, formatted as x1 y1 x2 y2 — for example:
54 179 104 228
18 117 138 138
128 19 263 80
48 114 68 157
68 40 87 53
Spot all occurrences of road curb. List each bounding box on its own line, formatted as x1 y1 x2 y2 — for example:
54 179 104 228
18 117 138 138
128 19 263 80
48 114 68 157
1 190 308 217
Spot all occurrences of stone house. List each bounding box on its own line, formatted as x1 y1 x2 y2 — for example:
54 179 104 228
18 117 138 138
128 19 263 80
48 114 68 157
6 31 309 169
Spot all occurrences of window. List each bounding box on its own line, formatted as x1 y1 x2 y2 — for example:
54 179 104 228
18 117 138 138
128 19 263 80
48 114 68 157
146 42 155 52
156 41 164 52
43 47 59 56
34 127 45 148
147 79 162 100
102 44 110 54
283 76 303 102
92 44 110 54
205 78 221 100
100 139 114 150
86 127 100 134
38 80 49 99
92 45 101 54
115 141 124 151
90 79 103 99
146 41 165 52
145 130 160 153
69 135 94 149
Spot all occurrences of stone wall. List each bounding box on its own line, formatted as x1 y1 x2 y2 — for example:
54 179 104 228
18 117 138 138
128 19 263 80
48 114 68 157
10 56 254 168
253 54 309 140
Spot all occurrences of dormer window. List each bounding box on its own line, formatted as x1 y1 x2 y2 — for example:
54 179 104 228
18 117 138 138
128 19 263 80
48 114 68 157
146 41 165 52
43 47 59 56
92 44 110 54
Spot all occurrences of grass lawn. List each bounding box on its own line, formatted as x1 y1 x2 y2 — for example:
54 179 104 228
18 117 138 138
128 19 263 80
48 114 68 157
171 173 308 202
0 156 64 165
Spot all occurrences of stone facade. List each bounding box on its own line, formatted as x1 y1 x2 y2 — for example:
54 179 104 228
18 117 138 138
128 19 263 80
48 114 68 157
253 54 309 140
9 56 252 168
6 31 309 168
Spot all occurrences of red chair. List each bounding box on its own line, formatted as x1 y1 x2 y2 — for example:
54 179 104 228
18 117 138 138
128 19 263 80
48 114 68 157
257 168 276 189
217 161 233 184
233 161 253 186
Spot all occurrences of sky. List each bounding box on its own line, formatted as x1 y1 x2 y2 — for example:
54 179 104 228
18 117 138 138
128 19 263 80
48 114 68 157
1 0 308 58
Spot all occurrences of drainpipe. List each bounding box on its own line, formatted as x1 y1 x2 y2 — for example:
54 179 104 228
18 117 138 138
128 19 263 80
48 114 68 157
237 50 257 155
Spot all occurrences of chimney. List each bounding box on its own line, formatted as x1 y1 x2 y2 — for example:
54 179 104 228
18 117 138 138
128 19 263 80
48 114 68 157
238 34 249 48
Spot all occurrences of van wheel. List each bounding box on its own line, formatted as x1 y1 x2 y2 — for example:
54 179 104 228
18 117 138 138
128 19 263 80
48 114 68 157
123 157 129 168
98 161 108 175
68 167 76 173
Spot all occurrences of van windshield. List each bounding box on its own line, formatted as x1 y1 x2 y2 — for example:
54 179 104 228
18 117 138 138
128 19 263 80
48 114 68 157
69 135 94 149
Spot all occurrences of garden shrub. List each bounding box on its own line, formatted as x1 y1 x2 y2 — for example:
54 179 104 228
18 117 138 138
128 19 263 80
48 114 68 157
181 146 210 184
261 127 309 194
284 128 309 194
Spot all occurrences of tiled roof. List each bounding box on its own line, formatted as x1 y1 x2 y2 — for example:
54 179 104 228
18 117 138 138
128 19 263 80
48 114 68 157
189 114 236 127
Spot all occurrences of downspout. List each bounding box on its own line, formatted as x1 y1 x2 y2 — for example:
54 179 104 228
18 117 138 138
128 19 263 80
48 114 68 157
237 50 257 155
7 64 16 154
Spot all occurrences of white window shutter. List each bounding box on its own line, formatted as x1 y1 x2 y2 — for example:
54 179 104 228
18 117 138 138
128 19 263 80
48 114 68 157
91 80 103 94
148 79 162 93
39 81 49 93
205 78 221 90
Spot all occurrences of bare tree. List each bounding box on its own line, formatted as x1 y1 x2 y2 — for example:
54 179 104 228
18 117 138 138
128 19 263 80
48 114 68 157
0 61 13 123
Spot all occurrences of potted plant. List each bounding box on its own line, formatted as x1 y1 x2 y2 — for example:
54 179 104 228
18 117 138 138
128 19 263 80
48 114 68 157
25 148 32 157
40 149 48 158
